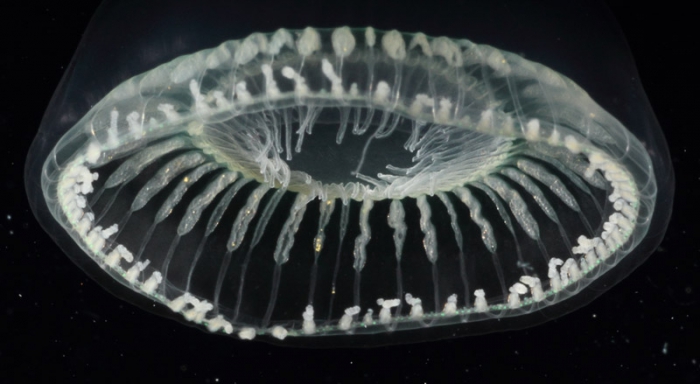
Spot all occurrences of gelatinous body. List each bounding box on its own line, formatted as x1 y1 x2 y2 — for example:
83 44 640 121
26 13 672 345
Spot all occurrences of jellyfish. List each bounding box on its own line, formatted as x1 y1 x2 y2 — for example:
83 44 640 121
25 0 673 345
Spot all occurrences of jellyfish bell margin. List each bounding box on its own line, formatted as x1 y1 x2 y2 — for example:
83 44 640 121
25 8 673 347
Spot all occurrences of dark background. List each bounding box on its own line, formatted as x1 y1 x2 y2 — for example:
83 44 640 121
1 0 697 382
